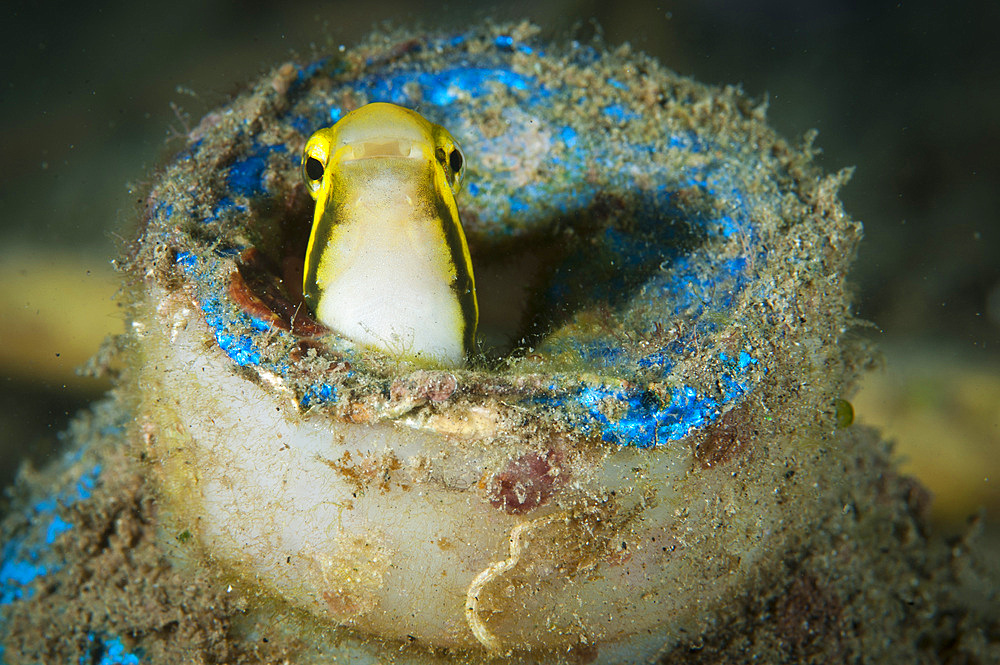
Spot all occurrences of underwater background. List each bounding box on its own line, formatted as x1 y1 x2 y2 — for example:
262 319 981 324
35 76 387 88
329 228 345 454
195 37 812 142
1 0 997 542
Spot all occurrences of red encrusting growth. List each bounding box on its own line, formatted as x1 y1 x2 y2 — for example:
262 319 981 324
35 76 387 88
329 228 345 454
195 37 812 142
485 450 565 515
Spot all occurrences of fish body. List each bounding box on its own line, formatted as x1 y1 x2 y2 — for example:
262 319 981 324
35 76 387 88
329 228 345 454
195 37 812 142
302 103 477 366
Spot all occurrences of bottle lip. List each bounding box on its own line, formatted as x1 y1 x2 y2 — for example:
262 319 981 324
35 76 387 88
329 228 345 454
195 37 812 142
131 24 853 451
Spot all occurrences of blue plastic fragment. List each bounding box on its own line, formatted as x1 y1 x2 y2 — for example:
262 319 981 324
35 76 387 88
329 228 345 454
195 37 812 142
350 67 542 108
45 516 73 545
301 383 336 408
1 464 102 605
200 196 247 224
556 361 755 447
214 332 262 366
227 143 286 197
491 34 533 55
0 544 48 604
75 465 100 500
2 462 142 664
174 251 195 269
296 58 329 84
602 103 641 122
175 254 273 367
151 200 174 222
85 633 142 665
668 131 706 152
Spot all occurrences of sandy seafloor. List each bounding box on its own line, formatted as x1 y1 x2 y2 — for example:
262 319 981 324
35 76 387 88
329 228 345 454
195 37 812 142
1 0 998 663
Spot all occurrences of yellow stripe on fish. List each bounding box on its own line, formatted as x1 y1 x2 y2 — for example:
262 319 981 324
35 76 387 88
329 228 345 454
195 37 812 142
301 103 478 367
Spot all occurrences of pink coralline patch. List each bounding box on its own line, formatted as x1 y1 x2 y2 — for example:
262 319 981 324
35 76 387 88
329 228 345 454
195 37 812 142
390 370 458 403
486 450 565 515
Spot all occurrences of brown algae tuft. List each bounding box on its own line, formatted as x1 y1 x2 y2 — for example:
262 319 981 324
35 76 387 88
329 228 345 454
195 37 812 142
2 22 997 665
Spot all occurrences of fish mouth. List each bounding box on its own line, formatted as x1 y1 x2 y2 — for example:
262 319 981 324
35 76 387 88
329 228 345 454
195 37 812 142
343 138 421 161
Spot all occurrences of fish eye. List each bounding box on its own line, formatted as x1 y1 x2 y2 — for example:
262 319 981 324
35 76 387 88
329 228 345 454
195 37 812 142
302 152 326 197
449 148 463 173
305 156 324 181
434 136 464 190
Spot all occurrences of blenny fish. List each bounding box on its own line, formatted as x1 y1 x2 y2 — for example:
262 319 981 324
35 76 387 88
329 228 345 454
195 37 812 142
301 103 477 367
